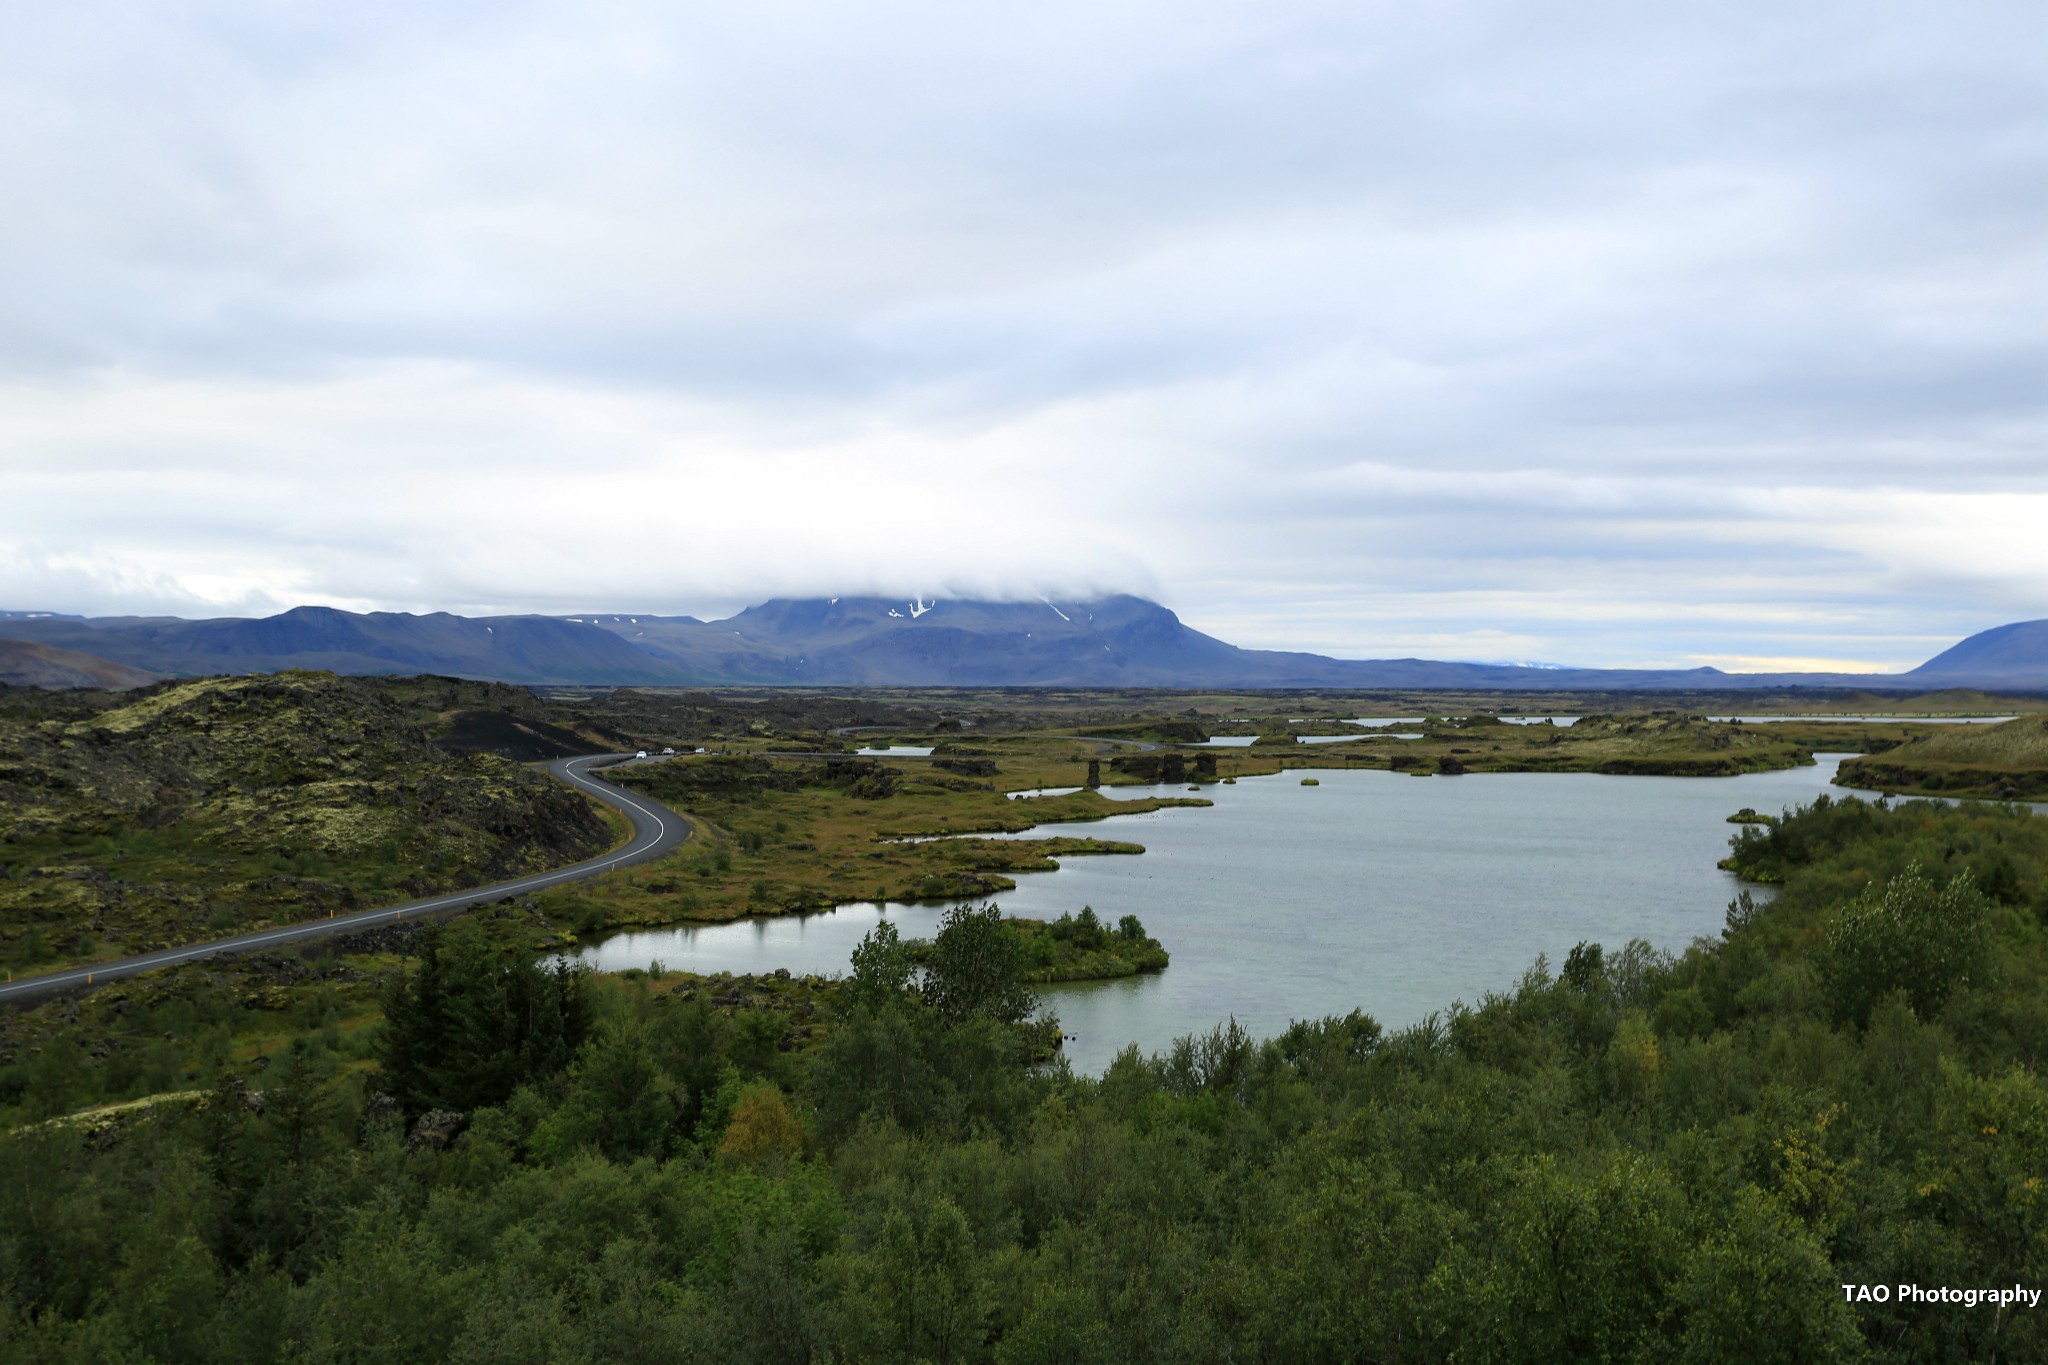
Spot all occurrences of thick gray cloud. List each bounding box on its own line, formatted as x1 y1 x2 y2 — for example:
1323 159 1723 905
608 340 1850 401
1 0 2042 669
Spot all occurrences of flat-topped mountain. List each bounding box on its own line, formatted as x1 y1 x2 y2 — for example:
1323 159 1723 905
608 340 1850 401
1 598 2044 690
599 596 1277 687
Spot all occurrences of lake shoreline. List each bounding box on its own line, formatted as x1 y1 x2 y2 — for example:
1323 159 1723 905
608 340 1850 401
572 756 1882 1073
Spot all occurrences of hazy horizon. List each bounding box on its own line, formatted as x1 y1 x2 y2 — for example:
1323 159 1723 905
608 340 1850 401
9 592 2026 677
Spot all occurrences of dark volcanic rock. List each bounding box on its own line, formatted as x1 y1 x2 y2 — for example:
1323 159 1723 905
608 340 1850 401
0 673 611 967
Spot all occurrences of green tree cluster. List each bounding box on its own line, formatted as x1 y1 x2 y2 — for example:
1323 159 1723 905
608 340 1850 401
5 796 2048 1360
376 920 593 1117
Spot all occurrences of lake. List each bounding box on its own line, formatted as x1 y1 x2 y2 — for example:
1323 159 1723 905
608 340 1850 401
572 756 1876 1074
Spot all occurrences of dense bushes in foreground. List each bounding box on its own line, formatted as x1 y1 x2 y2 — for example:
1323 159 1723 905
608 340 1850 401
4 798 2047 1361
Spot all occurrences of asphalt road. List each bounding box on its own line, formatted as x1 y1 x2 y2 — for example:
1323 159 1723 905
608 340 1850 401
0 754 691 1007
1057 735 1162 751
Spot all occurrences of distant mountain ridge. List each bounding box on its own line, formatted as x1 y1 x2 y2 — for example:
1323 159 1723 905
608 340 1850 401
0 638 161 690
1 597 2043 691
1907 619 2048 685
0 606 679 686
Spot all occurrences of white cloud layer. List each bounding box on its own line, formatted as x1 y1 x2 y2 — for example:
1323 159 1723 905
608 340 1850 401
1 0 2042 669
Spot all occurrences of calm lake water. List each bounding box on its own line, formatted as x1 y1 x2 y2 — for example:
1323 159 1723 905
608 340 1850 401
574 756 1875 1074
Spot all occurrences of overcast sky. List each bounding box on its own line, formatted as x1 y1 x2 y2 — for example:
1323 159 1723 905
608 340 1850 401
3 1 2043 670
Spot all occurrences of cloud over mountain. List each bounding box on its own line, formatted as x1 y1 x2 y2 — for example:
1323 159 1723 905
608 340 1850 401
3 3 2042 667
6 598 2044 690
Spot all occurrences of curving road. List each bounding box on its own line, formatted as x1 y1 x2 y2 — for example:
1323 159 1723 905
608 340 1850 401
1055 734 1162 751
0 754 691 1007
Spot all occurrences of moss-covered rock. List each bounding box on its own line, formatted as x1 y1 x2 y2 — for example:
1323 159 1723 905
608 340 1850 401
0 673 612 973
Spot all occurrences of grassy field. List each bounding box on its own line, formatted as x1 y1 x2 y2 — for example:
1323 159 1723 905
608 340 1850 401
1105 712 1839 778
1836 712 2048 799
534 741 1205 935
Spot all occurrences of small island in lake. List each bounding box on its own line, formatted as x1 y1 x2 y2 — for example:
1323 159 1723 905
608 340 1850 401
906 905 1169 984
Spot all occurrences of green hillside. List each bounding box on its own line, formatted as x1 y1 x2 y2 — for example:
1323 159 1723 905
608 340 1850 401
0 673 613 974
1837 713 2048 798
